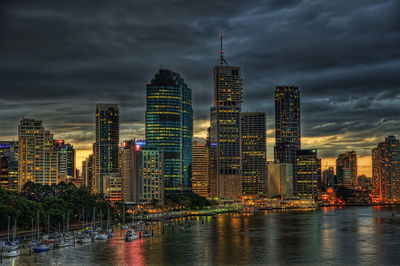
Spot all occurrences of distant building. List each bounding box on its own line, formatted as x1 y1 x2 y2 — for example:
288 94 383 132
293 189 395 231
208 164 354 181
209 64 243 200
120 139 145 203
56 143 76 183
296 149 319 199
95 104 119 194
140 146 164 204
274 86 300 194
267 162 293 198
322 167 335 188
146 69 193 192
336 151 357 189
82 153 95 189
372 136 400 202
241 112 267 199
0 141 18 190
103 173 122 203
192 140 209 197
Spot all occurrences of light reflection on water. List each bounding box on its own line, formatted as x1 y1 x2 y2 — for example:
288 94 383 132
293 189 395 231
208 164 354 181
4 207 400 265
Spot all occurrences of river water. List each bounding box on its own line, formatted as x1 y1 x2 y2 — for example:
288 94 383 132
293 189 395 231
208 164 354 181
3 206 400 265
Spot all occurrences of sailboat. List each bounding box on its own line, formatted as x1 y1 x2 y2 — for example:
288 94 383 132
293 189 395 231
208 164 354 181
3 218 20 257
32 211 50 253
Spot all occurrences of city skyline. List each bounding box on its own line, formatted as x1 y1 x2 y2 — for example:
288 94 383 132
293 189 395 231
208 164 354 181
1 1 400 177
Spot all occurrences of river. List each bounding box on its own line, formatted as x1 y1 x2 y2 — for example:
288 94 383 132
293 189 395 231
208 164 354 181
3 206 400 265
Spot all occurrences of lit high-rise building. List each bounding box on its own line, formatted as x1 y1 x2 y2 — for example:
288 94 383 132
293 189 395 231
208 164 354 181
56 143 76 183
140 146 164 204
241 112 267 199
18 118 46 190
95 104 119 194
0 141 18 190
146 69 193 192
120 139 145 203
192 139 209 197
336 151 357 189
209 40 243 200
274 86 300 194
296 149 319 199
82 153 95 189
372 136 400 202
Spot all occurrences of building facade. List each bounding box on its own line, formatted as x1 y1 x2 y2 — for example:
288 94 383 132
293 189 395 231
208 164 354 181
209 65 243 200
0 141 18 190
296 149 319 199
322 167 335 188
241 112 267 199
140 146 164 204
145 69 193 192
192 139 209 197
95 104 119 194
57 143 76 183
274 86 300 194
336 150 357 189
267 162 293 198
372 136 400 202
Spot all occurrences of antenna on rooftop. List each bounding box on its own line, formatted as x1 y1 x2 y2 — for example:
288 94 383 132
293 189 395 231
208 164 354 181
219 33 229 65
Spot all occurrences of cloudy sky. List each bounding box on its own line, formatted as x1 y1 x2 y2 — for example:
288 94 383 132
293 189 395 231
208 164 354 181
1 0 399 175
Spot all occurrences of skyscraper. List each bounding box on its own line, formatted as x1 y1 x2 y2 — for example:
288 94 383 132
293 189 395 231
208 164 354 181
209 38 243 200
296 149 319 199
241 112 267 199
322 167 335 188
145 69 193 192
192 139 209 197
140 146 164 204
274 86 300 194
336 151 357 189
120 139 144 203
372 136 400 202
56 143 76 183
95 104 119 194
18 118 45 190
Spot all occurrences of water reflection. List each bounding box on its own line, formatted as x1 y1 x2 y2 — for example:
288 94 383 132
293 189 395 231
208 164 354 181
5 207 400 265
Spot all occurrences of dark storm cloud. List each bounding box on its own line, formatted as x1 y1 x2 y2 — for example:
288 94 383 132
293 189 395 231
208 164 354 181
0 0 399 161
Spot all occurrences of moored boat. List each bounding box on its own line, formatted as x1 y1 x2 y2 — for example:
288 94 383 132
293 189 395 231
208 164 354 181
125 229 138 242
3 249 21 258
32 243 50 253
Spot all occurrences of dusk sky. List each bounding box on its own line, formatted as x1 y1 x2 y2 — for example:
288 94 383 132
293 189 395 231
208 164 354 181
1 0 399 175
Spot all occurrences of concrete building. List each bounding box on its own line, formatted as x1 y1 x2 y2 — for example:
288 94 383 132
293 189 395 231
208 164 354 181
57 143 76 183
267 162 293 198
140 146 164 204
241 112 267 199
336 150 357 188
322 167 335 188
192 139 209 197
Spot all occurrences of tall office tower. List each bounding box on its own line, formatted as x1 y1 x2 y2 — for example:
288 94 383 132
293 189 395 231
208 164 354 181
267 162 293 198
372 136 400 202
192 139 209 197
57 143 76 183
140 146 164 204
322 167 335 187
207 127 218 198
336 150 357 189
0 141 18 190
95 104 119 194
120 139 145 203
18 118 45 190
146 69 193 192
241 112 267 199
274 86 300 194
209 37 243 200
296 149 319 199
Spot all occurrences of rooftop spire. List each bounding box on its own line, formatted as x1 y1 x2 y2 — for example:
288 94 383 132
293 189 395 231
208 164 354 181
219 33 228 65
